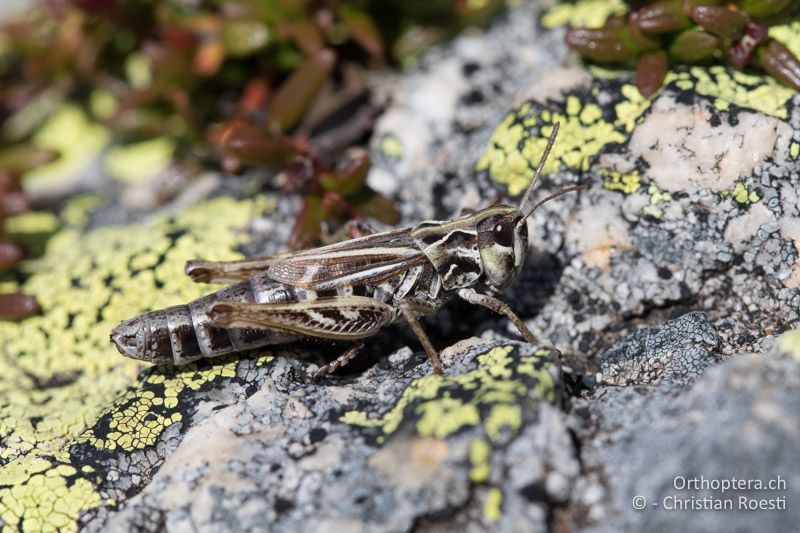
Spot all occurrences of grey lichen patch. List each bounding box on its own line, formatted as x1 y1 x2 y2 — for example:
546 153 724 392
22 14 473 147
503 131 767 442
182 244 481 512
723 202 775 254
600 312 719 386
779 216 800 288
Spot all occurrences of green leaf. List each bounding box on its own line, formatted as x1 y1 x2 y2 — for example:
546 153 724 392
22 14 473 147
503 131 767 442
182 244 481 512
290 194 324 250
269 48 337 132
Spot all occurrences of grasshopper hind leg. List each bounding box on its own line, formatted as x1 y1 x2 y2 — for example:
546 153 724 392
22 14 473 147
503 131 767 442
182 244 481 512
312 343 364 379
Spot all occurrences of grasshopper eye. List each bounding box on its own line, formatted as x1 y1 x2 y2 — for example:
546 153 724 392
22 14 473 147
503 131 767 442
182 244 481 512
493 219 515 247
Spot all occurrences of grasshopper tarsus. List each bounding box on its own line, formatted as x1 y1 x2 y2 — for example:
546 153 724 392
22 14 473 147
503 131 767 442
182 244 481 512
112 123 581 374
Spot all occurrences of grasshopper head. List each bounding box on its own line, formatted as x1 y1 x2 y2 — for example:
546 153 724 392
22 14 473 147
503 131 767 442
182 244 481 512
473 122 585 291
476 206 528 291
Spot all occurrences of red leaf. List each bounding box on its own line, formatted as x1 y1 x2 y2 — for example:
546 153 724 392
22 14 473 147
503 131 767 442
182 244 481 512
208 119 299 173
0 293 39 321
636 50 668 97
0 242 24 271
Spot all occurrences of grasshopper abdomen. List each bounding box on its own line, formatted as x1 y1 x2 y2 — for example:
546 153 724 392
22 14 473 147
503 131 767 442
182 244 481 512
111 275 303 364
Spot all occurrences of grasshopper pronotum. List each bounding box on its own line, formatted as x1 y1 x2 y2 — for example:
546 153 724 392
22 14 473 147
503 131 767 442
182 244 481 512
111 123 583 377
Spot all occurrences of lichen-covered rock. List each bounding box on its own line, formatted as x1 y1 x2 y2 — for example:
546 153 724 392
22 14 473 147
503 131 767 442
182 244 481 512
600 312 718 385
94 342 572 532
0 196 274 531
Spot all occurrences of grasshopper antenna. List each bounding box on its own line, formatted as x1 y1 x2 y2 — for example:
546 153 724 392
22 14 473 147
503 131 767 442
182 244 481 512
519 121 560 214
523 184 588 221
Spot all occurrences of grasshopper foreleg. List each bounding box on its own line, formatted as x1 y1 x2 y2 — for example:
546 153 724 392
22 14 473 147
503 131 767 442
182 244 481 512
457 288 538 344
399 298 443 375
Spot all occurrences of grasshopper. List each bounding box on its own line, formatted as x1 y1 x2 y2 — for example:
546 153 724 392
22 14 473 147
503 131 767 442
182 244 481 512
111 123 583 377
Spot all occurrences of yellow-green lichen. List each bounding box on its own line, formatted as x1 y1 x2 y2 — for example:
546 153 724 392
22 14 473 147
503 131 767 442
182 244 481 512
0 194 273 530
89 89 119 120
484 404 522 441
601 169 641 194
125 52 152 90
469 438 492 483
642 183 672 218
614 83 651 132
721 181 760 205
23 106 110 193
791 142 799 160
477 106 626 195
380 135 404 158
483 487 503 523
73 356 244 452
735 182 759 204
58 194 103 227
3 211 60 236
340 345 558 440
675 67 795 120
416 397 481 438
777 330 800 362
0 459 101 532
541 0 626 29
104 137 176 184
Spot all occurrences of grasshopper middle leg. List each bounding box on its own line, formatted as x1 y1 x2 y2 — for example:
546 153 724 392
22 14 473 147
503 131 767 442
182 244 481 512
399 298 443 375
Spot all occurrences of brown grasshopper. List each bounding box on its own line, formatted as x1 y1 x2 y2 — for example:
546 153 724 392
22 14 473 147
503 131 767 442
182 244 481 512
111 123 583 377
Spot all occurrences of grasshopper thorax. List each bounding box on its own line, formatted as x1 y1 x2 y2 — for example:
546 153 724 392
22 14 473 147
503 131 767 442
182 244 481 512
475 205 527 291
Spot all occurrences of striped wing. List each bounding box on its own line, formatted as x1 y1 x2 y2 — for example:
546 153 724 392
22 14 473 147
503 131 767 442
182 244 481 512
267 227 426 289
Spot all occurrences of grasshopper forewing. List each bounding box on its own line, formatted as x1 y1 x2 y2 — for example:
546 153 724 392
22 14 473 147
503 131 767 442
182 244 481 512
111 123 584 377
